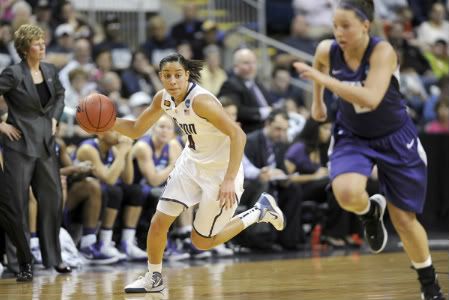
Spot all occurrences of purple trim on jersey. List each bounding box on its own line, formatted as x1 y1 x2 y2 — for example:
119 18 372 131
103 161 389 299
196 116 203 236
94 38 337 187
285 142 320 174
79 138 115 166
133 135 170 188
329 36 409 138
329 119 427 213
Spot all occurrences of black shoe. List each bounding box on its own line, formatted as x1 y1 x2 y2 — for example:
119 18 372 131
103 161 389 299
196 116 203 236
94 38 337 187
359 194 388 253
421 281 445 300
16 263 33 282
54 263 72 274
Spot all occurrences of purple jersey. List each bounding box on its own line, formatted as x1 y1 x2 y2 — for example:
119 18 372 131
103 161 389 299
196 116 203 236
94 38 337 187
133 135 170 186
329 36 409 138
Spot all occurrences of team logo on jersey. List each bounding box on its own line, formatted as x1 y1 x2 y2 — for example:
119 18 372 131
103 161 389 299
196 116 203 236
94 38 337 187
185 99 191 108
164 100 171 108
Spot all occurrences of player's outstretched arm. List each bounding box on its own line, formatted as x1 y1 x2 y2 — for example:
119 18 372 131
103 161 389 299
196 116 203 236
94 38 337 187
294 41 397 111
112 91 165 139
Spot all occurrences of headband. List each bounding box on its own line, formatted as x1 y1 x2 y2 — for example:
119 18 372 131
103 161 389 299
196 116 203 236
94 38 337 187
339 3 369 21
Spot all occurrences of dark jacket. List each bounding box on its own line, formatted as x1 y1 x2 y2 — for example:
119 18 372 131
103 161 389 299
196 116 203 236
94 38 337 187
219 75 273 133
0 61 64 157
244 129 288 171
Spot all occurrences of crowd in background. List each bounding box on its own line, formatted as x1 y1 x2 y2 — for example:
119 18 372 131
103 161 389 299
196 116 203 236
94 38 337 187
0 0 448 271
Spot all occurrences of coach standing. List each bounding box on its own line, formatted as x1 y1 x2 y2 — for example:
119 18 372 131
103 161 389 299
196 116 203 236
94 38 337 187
0 24 70 281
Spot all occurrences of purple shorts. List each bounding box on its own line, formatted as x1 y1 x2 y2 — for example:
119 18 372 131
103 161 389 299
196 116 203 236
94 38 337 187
329 119 427 213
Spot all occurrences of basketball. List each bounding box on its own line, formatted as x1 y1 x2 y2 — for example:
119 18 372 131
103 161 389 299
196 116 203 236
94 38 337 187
76 93 116 133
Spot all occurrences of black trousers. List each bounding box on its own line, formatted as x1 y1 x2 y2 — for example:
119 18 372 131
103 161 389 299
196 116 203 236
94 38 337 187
2 147 63 269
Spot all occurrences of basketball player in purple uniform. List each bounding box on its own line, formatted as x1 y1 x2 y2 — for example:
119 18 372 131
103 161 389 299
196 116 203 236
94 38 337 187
294 1 444 299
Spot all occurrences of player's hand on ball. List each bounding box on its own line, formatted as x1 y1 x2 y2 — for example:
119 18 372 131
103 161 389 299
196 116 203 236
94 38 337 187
218 179 236 210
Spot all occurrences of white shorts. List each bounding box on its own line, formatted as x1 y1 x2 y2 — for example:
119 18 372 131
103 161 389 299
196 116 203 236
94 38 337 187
157 154 244 238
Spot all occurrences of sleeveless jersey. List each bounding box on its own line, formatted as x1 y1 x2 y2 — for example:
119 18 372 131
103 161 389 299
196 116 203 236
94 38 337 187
329 36 409 138
79 138 115 167
161 83 230 169
133 135 170 185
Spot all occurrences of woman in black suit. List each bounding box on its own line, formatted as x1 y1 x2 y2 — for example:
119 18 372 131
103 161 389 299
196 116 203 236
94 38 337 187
0 24 71 281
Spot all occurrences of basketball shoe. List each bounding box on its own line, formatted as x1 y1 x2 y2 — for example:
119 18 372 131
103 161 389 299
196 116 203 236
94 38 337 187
421 279 445 300
255 192 286 231
124 271 165 293
359 194 388 253
119 240 147 261
80 244 119 265
98 241 127 261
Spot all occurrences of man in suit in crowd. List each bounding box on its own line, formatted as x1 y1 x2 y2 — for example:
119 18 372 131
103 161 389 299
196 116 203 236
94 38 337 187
218 48 273 133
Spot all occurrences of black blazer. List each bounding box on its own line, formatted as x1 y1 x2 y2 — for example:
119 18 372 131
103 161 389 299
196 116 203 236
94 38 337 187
0 61 65 157
218 75 272 133
245 129 288 171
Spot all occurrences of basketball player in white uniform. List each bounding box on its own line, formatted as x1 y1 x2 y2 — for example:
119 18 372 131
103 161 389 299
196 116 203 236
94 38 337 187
112 53 286 293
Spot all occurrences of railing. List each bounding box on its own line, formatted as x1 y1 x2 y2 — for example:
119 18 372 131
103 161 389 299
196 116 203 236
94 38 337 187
72 0 160 49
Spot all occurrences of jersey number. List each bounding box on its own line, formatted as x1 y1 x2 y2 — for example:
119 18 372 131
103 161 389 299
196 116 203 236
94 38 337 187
187 135 196 150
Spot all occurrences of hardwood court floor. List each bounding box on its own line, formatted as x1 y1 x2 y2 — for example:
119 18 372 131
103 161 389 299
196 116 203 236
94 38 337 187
0 251 447 300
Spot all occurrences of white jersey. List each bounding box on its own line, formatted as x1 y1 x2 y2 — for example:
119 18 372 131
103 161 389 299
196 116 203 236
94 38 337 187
161 83 230 169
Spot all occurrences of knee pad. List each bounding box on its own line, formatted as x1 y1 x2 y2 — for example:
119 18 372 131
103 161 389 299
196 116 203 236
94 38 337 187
103 184 123 210
121 183 145 207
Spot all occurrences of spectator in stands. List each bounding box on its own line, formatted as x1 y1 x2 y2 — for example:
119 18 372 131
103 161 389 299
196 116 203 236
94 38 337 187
423 39 449 80
59 38 94 90
200 45 227 96
374 0 408 21
127 91 152 120
387 21 430 76
0 20 19 71
292 0 334 39
192 20 224 60
170 3 203 47
94 14 132 71
408 0 443 26
10 1 33 31
176 40 193 60
423 76 449 123
425 99 449 134
76 132 147 261
46 23 75 69
56 1 93 41
219 48 273 133
285 15 317 55
34 0 53 28
92 48 112 82
121 50 162 98
242 109 304 250
269 66 305 110
140 15 176 67
97 71 130 117
416 3 449 51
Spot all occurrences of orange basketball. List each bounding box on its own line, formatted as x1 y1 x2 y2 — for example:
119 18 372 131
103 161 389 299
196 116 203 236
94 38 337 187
76 93 116 133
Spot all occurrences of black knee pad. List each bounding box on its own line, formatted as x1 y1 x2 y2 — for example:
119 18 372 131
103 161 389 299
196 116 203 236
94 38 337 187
103 184 124 210
121 183 145 207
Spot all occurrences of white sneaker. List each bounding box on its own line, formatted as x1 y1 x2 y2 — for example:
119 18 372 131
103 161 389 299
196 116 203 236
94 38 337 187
31 245 43 265
124 271 165 293
211 244 233 257
254 192 286 231
120 240 147 261
98 241 127 261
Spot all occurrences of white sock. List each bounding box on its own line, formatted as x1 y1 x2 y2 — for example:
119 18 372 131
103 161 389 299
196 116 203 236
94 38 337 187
238 207 261 229
412 256 432 269
148 261 162 274
30 237 39 248
80 234 97 249
99 229 113 244
121 228 136 243
356 200 371 215
177 225 192 235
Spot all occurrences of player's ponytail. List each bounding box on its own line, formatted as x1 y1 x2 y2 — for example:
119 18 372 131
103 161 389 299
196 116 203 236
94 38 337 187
159 53 203 84
339 0 375 22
